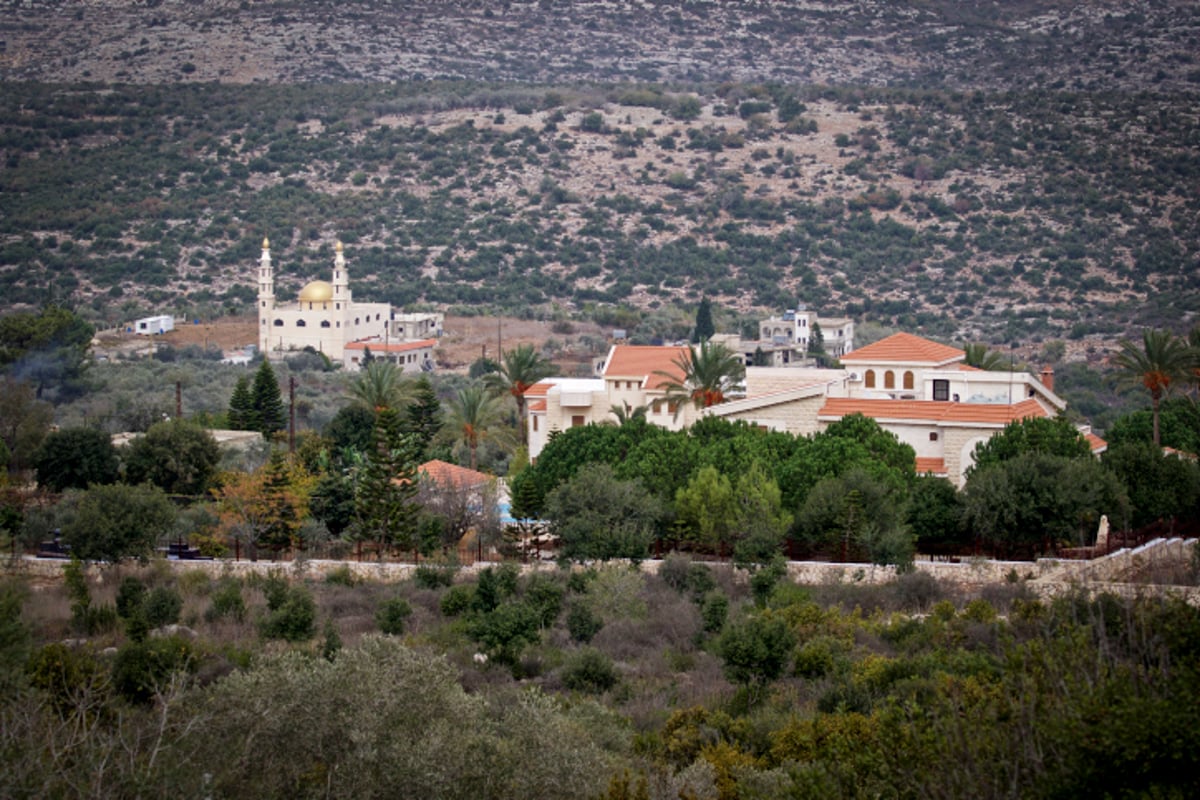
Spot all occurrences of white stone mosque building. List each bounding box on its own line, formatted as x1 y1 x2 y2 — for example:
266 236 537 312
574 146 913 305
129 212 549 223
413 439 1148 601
256 238 440 369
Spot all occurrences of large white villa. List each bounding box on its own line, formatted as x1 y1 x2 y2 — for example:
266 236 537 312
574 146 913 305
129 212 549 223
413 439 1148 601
525 332 1102 487
256 238 441 370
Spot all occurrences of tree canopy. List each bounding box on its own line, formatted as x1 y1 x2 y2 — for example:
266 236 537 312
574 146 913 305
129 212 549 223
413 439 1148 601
33 427 120 493
123 419 221 496
60 482 176 562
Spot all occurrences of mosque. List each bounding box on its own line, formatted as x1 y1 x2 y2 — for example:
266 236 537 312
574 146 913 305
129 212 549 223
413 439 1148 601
256 238 441 369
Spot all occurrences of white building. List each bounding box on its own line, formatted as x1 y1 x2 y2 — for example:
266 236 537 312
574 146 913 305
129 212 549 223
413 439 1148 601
133 315 174 335
256 238 435 366
343 339 438 374
524 333 1099 487
759 306 855 359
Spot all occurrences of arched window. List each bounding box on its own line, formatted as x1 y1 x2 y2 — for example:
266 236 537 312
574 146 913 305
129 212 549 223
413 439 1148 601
320 320 331 328
354 317 360 325
273 319 283 327
296 319 306 327
864 369 876 388
903 371 914 390
884 370 895 389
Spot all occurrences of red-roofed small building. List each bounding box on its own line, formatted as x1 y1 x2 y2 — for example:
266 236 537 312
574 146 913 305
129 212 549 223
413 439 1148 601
343 338 437 373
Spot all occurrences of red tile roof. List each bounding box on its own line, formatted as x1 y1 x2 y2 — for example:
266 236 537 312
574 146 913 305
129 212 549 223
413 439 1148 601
1084 432 1107 454
522 381 556 399
604 345 689 390
418 459 491 488
915 457 947 475
842 333 964 366
345 338 437 353
818 397 1047 425
527 400 547 412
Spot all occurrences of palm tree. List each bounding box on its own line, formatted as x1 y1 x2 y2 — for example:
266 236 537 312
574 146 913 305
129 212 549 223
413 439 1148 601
963 343 1008 371
1188 325 1200 398
655 341 746 417
447 385 514 471
348 361 411 411
608 402 649 425
483 343 555 446
1114 329 1194 446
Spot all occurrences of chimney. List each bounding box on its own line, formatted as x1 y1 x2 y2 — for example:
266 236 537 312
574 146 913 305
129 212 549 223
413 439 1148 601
1040 364 1054 392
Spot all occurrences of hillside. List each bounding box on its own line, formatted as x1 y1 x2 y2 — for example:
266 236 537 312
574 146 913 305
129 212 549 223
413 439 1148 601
1 0 1198 356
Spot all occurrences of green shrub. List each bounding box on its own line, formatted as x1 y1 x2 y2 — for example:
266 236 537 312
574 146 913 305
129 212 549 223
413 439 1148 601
321 619 342 661
686 563 717 600
701 591 729 634
111 636 194 705
0 582 30 695
566 568 596 594
440 585 474 616
80 605 120 636
376 597 413 636
794 635 844 679
260 572 290 611
750 559 787 607
144 586 183 628
324 565 358 587
414 564 455 589
524 573 565 627
115 576 147 619
206 578 245 623
567 602 603 643
28 643 107 712
259 586 316 642
561 648 618 693
468 601 541 665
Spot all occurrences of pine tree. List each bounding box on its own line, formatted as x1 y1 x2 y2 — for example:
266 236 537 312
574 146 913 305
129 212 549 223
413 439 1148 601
251 360 286 436
353 408 420 557
404 375 443 456
692 297 715 343
227 375 256 431
258 450 302 553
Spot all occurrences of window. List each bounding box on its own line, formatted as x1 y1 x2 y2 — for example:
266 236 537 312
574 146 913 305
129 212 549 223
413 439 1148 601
296 320 306 327
532 417 539 432
320 321 331 328
355 318 360 325
929 432 939 442
933 379 950 401
884 370 895 389
571 415 585 427
273 319 283 327
903 371 914 390
864 369 876 388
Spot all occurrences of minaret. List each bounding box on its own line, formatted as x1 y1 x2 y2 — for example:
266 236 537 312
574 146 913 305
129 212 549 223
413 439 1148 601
332 239 350 305
258 237 275 356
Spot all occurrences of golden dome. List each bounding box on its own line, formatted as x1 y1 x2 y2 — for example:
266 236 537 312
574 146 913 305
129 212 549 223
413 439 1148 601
262 237 270 249
298 280 333 303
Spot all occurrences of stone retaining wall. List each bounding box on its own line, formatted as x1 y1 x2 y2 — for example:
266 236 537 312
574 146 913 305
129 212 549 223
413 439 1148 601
7 539 1196 604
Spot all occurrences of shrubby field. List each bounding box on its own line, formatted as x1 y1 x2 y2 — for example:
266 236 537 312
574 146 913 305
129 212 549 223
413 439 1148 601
3 557 1200 799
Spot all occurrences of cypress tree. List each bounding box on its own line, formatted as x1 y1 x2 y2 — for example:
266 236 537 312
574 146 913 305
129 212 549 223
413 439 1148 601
251 360 286 436
693 297 715 343
228 375 255 431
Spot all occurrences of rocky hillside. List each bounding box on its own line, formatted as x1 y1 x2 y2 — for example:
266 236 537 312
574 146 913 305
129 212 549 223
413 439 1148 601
1 1 1197 354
